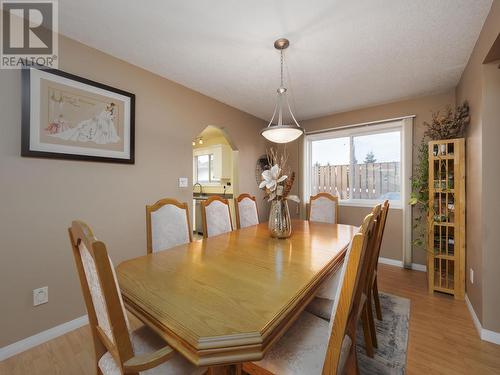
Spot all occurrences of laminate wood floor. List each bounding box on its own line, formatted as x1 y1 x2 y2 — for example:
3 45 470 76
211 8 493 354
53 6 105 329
1 264 499 375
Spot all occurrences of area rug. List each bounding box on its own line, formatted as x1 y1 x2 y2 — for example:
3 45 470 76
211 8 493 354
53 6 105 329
356 292 410 375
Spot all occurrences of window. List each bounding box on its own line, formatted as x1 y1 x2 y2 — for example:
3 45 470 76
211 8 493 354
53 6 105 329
305 120 409 207
195 154 218 183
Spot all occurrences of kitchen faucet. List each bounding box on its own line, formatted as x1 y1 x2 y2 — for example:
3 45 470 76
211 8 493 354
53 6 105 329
193 182 203 195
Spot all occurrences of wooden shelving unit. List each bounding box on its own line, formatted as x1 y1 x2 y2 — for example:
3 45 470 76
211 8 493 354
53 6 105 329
427 138 465 299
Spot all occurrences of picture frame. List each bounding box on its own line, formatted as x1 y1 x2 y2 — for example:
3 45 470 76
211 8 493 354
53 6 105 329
21 66 135 164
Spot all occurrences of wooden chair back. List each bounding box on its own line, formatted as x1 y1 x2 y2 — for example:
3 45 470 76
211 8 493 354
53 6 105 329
374 200 390 269
308 192 339 224
235 193 259 229
362 204 383 294
322 213 375 374
68 221 133 373
146 198 193 253
201 196 233 238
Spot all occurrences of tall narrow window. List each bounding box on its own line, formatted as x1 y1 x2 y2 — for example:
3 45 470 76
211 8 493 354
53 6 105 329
196 154 210 182
305 121 405 207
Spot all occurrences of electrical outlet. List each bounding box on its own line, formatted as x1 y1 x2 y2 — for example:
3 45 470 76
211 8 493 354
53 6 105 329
470 268 474 284
33 286 48 306
178 177 188 188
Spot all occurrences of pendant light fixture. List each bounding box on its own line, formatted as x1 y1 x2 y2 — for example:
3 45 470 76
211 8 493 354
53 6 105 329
261 38 304 143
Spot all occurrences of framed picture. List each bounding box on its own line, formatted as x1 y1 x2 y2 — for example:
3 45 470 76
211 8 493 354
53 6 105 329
21 67 135 163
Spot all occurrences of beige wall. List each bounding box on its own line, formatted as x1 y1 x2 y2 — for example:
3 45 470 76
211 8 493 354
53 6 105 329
338 206 403 262
291 92 456 265
482 62 500 332
0 35 267 347
455 1 500 331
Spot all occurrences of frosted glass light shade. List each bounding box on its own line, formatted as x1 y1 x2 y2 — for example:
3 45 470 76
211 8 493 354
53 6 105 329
261 126 304 143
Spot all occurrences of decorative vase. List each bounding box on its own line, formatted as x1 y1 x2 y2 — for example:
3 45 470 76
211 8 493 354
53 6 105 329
268 199 292 239
440 144 447 155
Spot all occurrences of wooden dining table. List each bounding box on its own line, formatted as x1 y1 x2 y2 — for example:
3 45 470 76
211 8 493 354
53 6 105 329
117 219 357 373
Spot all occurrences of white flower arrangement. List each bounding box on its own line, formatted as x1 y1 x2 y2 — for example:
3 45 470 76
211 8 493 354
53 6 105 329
259 149 300 203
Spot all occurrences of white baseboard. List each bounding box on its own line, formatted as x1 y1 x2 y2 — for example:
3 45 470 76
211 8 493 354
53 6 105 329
410 263 427 272
378 257 427 272
378 257 403 267
482 328 500 345
0 315 88 361
465 294 483 336
465 294 500 345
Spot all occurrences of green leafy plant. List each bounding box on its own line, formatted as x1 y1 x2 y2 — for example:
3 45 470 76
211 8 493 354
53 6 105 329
409 140 430 249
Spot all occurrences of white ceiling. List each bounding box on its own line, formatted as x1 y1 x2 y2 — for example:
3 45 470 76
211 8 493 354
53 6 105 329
59 0 492 121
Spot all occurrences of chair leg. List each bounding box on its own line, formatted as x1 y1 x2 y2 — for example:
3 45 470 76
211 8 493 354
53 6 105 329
365 294 378 349
345 344 360 375
373 277 383 321
361 304 374 358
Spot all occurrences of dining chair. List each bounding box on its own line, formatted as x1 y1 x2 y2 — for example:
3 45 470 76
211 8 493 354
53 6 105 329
242 213 376 375
308 192 339 224
307 204 382 358
235 193 259 229
68 221 205 375
370 200 390 321
201 196 233 238
146 198 192 254
349 204 382 358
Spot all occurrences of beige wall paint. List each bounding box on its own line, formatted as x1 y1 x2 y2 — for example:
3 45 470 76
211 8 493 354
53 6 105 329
338 206 403 262
481 62 500 332
291 92 456 265
455 1 500 331
0 35 267 347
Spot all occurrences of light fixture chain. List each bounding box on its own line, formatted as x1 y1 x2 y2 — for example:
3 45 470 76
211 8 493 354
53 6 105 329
280 49 284 87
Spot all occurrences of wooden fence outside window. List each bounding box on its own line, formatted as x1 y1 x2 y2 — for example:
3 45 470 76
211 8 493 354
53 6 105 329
311 162 400 200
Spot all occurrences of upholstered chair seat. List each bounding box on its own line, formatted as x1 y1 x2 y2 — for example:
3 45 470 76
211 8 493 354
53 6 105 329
202 196 233 238
252 311 351 375
306 296 335 321
306 264 343 320
99 325 203 375
235 194 259 229
308 193 339 224
146 199 192 253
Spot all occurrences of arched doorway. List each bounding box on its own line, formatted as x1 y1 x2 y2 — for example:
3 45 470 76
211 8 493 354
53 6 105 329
192 126 239 235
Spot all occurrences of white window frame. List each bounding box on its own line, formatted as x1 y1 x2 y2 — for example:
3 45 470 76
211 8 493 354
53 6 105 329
194 153 219 184
303 120 412 210
303 117 414 267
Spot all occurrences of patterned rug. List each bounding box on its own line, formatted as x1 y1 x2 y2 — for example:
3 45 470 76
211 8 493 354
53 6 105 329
356 292 410 375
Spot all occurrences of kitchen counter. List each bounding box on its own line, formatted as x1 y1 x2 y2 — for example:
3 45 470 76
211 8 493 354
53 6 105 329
193 193 233 200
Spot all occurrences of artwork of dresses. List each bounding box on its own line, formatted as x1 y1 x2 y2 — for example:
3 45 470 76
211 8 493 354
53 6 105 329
48 103 120 145
22 66 135 163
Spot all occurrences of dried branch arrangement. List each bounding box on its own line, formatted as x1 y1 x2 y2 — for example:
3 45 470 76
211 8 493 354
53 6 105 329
424 102 470 140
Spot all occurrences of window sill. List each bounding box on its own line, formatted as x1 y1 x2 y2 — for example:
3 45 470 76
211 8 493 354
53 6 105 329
338 200 402 209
